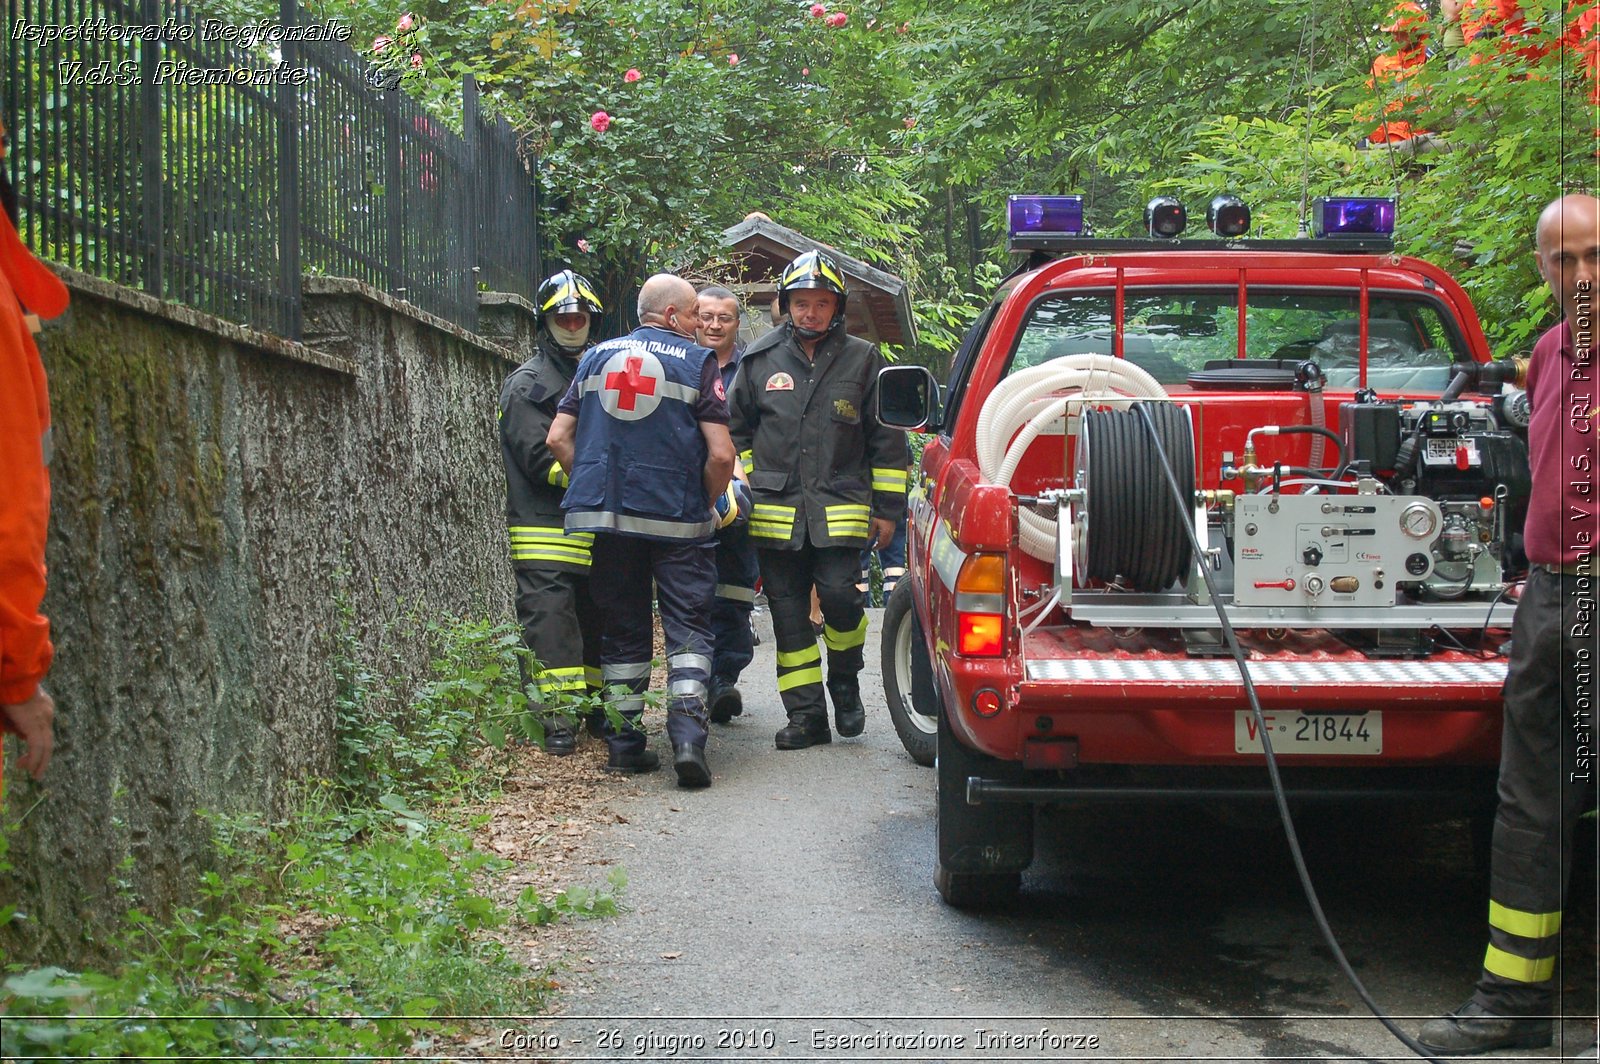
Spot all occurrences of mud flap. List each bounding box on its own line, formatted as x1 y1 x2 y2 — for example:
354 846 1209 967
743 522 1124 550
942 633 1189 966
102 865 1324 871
936 699 1034 875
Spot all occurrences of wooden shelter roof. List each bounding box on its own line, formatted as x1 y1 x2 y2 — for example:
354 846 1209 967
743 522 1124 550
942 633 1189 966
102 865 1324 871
719 216 918 348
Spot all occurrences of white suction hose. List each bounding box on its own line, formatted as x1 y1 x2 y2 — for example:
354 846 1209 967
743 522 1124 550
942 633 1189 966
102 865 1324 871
975 354 1169 561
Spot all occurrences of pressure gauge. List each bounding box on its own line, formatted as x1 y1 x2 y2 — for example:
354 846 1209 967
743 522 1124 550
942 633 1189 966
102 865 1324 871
1400 502 1439 540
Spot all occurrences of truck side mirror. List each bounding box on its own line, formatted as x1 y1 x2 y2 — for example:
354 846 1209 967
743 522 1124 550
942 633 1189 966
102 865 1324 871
877 364 942 431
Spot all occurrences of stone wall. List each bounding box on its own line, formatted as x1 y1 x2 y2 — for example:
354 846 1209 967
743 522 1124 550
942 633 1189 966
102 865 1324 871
0 272 529 963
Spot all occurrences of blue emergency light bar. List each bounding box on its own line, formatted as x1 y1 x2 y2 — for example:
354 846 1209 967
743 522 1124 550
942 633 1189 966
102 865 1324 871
1311 196 1396 238
1008 195 1084 239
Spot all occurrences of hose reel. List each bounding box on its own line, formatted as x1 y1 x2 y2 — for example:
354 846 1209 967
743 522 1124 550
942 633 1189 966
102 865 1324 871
975 354 1169 563
1074 402 1196 592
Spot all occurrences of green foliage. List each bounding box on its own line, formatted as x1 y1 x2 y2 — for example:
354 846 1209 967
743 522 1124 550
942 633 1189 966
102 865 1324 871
201 0 1596 361
2 616 626 1061
517 867 628 925
1162 4 1594 350
333 598 569 804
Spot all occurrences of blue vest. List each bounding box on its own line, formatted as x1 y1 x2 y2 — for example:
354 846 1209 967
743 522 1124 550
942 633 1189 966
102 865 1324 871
563 326 716 541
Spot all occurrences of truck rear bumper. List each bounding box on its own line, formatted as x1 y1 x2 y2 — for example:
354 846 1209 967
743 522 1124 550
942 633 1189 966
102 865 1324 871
964 764 1499 807
944 641 1508 767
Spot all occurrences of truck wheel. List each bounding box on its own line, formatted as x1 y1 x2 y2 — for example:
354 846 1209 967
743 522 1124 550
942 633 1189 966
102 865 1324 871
935 695 1031 908
882 580 937 767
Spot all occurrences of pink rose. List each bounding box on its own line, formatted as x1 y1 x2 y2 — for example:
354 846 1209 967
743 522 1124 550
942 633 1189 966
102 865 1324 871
810 3 826 15
801 66 810 75
396 13 414 32
577 238 591 253
590 110 611 133
411 52 423 68
624 67 641 82
372 34 392 52
903 115 916 129
728 53 739 65
827 11 847 27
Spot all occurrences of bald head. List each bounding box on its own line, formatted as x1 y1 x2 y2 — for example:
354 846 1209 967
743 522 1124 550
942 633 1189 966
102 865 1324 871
637 273 698 337
1535 194 1600 328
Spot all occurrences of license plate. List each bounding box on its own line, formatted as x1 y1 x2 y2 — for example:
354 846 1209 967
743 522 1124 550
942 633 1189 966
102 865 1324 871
1235 710 1382 755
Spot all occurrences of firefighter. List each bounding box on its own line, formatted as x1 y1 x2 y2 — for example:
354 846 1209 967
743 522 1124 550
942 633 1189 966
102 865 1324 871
498 269 606 755
1417 194 1600 1055
546 274 736 786
696 285 759 724
729 251 909 750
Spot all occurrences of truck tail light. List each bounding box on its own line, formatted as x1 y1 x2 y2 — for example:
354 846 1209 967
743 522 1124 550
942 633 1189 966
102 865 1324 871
955 553 1007 657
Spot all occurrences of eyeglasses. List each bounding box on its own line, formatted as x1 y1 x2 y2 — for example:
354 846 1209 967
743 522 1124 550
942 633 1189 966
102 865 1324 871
699 313 737 325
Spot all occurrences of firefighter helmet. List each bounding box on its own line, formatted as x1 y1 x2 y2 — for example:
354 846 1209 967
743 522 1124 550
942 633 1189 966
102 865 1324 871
536 269 603 354
776 250 847 332
536 269 603 317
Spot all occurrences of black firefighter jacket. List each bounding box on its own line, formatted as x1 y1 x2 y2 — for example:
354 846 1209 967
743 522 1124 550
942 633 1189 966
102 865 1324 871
499 333 593 573
729 322 908 550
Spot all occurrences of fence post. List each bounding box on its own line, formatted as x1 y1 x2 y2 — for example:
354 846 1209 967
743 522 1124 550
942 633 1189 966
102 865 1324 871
278 0 303 339
461 74 479 330
139 0 163 299
528 145 542 294
384 87 403 298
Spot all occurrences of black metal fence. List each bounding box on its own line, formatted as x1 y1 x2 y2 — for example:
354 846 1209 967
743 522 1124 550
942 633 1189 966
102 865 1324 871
2 0 541 340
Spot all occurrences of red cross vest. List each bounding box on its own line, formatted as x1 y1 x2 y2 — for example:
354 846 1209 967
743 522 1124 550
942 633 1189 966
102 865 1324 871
562 325 717 541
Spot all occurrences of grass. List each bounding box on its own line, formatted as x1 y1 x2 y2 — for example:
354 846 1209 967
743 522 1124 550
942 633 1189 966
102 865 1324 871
0 611 622 1061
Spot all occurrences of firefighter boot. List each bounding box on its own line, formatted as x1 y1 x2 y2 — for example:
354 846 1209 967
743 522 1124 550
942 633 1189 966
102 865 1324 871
603 743 660 774
827 675 866 738
708 677 744 724
542 718 577 757
603 722 660 775
672 743 711 788
1417 1001 1552 1055
775 715 832 750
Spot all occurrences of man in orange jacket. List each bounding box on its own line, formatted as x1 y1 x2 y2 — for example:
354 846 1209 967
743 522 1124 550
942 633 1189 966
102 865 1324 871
0 116 68 785
1364 1 1433 143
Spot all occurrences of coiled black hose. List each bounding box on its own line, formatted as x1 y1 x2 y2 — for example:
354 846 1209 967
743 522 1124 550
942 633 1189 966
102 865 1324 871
1081 403 1195 592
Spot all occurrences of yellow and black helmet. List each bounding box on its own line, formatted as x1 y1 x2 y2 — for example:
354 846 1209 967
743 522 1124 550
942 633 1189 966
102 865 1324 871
536 269 604 318
776 250 847 328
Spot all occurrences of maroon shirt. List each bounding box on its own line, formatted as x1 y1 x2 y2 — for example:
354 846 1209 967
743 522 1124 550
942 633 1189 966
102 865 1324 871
1523 317 1600 567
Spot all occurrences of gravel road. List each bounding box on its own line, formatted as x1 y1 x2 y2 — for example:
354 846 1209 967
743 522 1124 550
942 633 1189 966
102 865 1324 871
520 608 1597 1064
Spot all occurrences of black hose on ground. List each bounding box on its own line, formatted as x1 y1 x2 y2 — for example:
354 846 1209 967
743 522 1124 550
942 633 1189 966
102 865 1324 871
1131 402 1452 1064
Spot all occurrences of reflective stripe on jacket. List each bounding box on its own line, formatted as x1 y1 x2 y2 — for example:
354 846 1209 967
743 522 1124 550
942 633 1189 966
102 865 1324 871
500 332 595 572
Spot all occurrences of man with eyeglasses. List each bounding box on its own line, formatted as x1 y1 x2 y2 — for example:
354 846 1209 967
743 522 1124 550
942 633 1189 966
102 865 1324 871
696 286 758 725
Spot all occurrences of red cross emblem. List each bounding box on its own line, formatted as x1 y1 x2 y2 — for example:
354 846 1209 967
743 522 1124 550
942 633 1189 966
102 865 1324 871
605 356 658 411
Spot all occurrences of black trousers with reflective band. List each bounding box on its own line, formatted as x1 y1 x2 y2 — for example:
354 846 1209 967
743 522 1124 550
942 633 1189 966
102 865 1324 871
712 527 759 682
514 565 601 713
759 541 866 722
588 533 717 751
1473 567 1599 1014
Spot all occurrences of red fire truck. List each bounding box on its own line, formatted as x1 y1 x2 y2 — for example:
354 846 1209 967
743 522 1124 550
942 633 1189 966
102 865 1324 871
877 194 1529 907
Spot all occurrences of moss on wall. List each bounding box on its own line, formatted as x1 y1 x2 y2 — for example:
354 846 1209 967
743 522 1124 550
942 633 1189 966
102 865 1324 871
0 281 518 966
